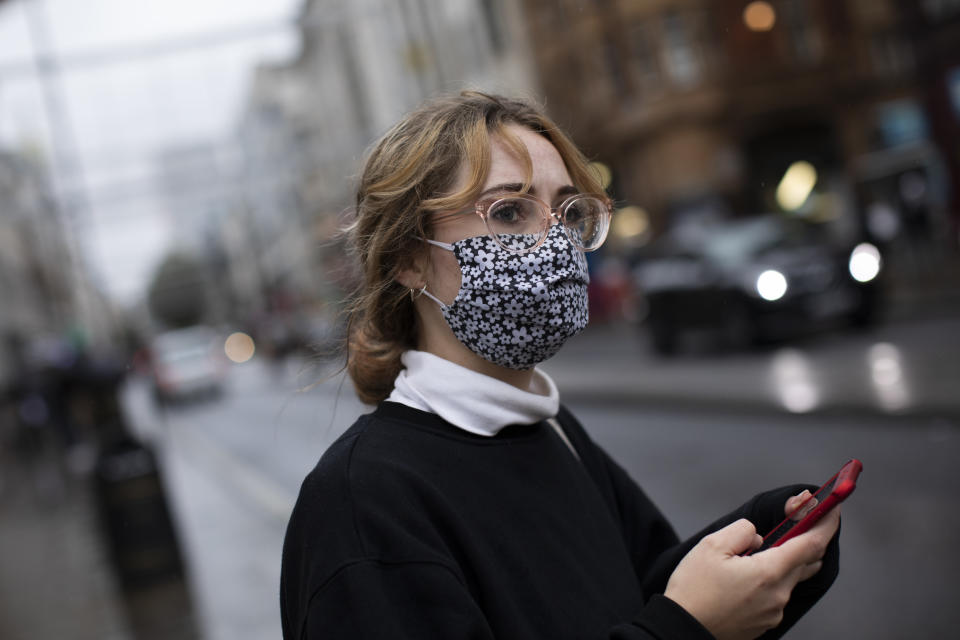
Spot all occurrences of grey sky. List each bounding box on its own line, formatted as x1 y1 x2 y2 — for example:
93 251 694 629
0 0 301 303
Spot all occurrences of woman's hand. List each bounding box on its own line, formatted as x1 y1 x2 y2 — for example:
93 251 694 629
663 505 840 640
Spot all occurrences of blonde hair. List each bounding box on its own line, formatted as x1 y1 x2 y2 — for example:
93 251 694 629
346 91 601 405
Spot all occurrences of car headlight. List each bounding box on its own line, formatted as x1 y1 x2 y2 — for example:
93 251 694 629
756 269 788 301
849 243 881 283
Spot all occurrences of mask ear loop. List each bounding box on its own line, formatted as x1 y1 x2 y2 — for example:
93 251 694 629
414 238 454 309
409 284 427 302
407 280 447 310
423 237 455 251
418 286 448 311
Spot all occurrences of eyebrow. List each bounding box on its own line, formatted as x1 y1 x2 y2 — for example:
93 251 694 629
479 182 580 200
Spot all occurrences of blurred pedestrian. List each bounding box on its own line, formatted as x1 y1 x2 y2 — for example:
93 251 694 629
281 92 840 639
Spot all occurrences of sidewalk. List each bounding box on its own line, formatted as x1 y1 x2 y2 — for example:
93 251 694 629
0 459 132 640
0 440 199 640
543 280 960 421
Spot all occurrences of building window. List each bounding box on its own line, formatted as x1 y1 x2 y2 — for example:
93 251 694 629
661 10 701 88
781 0 823 65
605 40 630 99
869 32 914 78
548 0 567 26
585 47 610 99
629 20 663 99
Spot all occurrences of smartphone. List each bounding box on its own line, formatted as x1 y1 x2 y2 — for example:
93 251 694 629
749 458 862 554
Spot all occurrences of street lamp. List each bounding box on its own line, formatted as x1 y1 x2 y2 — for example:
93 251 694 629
743 1 776 32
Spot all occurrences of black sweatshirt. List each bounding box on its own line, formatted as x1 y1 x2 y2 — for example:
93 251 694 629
280 402 838 639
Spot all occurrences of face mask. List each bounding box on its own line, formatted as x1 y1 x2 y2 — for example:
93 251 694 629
420 223 590 370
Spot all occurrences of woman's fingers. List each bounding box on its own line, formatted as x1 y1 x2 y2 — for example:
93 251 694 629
785 490 810 513
665 517 826 640
771 507 841 572
708 518 763 556
785 490 818 520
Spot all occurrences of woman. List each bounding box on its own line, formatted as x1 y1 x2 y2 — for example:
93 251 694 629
280 92 840 639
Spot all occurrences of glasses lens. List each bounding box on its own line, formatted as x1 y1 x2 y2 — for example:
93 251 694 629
563 196 609 250
485 197 547 252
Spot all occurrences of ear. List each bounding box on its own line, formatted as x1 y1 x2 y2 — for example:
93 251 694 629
394 251 428 291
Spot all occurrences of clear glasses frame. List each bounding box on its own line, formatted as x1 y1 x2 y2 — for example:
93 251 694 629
453 192 613 255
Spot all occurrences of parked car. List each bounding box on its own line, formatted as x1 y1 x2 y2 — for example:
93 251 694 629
149 326 228 405
632 214 883 355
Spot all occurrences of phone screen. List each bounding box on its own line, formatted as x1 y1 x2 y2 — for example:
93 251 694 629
754 459 861 553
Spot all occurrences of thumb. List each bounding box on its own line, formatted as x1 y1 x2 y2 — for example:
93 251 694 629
707 518 762 556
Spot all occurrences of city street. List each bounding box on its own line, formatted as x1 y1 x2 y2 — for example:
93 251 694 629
119 309 960 640
2 2 958 639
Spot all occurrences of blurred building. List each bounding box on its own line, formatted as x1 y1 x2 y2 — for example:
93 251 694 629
154 141 241 324
520 0 959 251
0 150 92 387
227 0 541 324
900 0 960 244
291 0 538 196
235 64 320 315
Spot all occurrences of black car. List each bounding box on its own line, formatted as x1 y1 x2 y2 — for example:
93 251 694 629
632 214 882 355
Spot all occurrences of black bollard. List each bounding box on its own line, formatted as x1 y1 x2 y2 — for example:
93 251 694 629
94 438 184 589
82 356 199 639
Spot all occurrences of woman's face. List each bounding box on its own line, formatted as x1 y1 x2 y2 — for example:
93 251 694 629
425 123 576 304
407 123 578 380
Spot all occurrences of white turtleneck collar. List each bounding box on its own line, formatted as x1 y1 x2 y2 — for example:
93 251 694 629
386 350 559 436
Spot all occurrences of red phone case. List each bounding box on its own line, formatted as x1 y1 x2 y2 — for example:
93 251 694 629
751 458 862 554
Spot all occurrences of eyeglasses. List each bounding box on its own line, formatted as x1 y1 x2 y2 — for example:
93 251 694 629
449 192 612 255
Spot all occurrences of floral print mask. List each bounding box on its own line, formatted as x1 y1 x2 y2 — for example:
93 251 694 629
421 223 590 369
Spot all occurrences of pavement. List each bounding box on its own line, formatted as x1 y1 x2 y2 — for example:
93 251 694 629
0 461 131 640
1 261 958 640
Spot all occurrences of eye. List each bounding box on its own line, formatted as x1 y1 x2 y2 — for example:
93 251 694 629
488 198 532 226
564 197 602 227
565 201 587 225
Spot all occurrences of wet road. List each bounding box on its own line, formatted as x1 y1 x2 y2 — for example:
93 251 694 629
123 322 960 639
